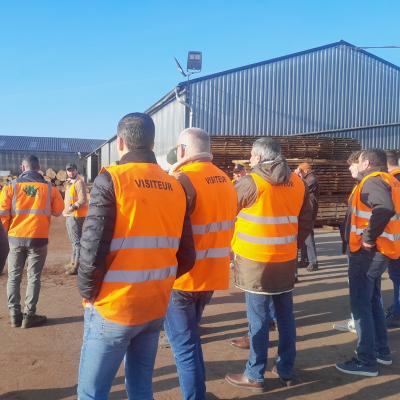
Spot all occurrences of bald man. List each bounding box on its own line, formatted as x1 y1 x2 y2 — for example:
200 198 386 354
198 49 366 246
166 128 237 399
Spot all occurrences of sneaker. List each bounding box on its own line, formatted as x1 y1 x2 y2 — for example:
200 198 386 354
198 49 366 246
386 312 400 328
377 354 393 366
335 358 378 377
354 350 392 366
333 319 356 334
306 263 318 272
10 313 23 328
21 314 47 329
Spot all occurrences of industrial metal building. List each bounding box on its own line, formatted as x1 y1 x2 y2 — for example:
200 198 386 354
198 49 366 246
87 40 400 179
0 135 105 176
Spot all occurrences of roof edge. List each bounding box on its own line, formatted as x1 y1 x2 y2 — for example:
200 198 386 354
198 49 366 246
179 40 400 86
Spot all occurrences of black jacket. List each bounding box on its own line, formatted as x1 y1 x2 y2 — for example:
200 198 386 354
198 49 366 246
302 171 320 223
344 167 395 250
78 150 196 300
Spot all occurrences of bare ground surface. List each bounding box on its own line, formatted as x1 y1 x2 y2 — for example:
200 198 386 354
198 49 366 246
0 218 399 399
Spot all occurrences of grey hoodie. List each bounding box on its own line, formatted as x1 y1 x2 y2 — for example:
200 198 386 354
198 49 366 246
233 156 314 294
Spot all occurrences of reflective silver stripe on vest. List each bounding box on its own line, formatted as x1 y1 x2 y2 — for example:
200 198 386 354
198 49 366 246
11 181 52 217
14 209 51 215
192 220 235 235
351 225 400 242
238 212 298 225
103 265 177 283
110 236 180 252
238 232 297 245
352 208 372 219
196 247 231 260
0 210 10 216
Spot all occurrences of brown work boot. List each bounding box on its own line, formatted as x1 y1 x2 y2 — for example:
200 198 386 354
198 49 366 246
65 266 78 275
225 373 265 393
230 335 250 349
10 313 23 328
21 313 47 329
65 262 79 275
64 262 75 270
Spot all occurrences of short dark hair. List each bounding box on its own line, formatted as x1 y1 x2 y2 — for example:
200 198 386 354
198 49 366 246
22 155 40 171
347 150 363 165
386 151 399 167
360 149 387 168
117 113 155 150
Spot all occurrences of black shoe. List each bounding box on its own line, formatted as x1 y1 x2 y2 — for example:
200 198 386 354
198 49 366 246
306 263 318 272
21 313 47 329
297 261 308 269
271 366 298 387
10 313 23 328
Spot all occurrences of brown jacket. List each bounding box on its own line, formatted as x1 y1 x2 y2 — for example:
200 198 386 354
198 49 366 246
63 175 87 217
233 156 314 294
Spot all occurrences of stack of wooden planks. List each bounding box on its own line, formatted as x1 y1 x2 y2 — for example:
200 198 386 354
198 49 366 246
0 169 68 194
210 135 362 227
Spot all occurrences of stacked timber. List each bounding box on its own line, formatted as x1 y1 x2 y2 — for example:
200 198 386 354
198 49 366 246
43 169 68 193
210 135 361 227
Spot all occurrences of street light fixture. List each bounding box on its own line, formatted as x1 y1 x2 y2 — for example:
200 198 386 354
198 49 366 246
174 51 202 127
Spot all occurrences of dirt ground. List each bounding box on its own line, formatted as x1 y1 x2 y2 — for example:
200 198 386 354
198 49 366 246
0 218 399 400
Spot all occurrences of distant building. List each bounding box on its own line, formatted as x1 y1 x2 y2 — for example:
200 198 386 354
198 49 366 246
86 40 400 180
0 135 105 176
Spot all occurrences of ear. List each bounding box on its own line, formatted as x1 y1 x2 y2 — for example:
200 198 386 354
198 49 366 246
117 135 124 151
177 143 185 159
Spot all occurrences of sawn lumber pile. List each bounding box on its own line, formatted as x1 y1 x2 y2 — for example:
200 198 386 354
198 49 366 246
210 135 361 226
0 169 67 194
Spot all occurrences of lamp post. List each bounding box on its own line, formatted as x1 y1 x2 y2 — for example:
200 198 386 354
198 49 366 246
174 51 202 128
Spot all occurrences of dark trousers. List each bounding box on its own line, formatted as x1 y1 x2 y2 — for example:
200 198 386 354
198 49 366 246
300 231 318 266
348 250 390 367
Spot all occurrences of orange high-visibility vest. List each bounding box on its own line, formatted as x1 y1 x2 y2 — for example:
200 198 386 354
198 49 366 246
232 172 305 263
173 162 237 292
69 178 88 218
349 171 400 259
93 162 186 326
0 181 53 243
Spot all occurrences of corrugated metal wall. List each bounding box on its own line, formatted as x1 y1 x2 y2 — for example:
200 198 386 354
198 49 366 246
320 125 400 149
0 151 85 176
189 43 400 148
150 98 186 159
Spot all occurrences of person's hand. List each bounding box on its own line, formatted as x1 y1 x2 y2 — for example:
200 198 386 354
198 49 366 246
361 242 375 251
68 204 76 213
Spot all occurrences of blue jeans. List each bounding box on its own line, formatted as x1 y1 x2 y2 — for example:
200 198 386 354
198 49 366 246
348 250 390 367
300 231 318 265
245 291 296 382
164 290 213 400
78 306 163 400
388 258 400 315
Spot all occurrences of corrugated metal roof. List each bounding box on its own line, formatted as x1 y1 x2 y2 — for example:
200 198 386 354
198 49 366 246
179 40 400 87
0 135 105 154
188 41 400 136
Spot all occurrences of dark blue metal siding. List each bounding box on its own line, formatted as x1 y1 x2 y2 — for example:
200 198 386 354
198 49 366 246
0 135 105 154
189 43 400 148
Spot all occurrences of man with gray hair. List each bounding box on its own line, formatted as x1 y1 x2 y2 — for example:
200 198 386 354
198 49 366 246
225 137 313 392
166 127 237 399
